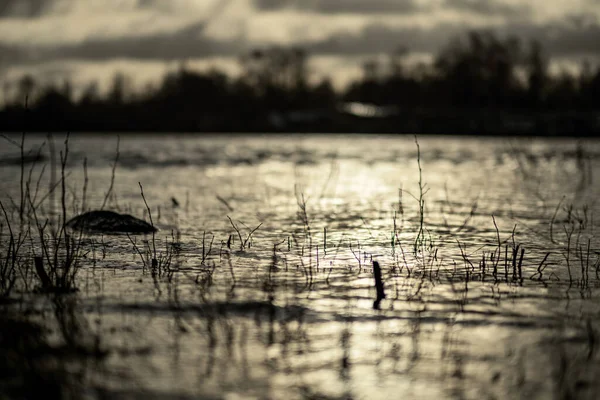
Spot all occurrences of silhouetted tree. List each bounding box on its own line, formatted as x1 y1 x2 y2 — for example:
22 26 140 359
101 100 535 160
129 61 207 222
108 73 130 105
17 75 36 104
547 72 578 110
526 40 548 109
588 68 600 108
80 82 100 105
389 46 409 77
434 31 522 108
1 30 599 134
240 46 309 94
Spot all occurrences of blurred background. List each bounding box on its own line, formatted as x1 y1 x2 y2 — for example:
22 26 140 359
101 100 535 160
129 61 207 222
1 0 599 134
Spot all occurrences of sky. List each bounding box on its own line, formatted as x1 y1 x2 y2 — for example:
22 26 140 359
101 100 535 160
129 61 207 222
1 0 600 98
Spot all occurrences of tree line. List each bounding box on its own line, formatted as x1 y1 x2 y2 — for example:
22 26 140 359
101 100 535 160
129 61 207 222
1 30 599 134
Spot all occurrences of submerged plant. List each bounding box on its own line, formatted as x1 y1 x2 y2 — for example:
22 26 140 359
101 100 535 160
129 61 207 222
409 136 435 261
0 207 26 298
27 135 84 292
127 182 180 277
0 132 87 293
226 215 262 251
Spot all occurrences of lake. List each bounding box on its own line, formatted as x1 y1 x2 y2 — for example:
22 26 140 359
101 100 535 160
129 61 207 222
1 133 599 399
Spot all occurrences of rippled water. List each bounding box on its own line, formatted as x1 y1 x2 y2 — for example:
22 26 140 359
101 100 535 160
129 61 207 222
1 133 600 399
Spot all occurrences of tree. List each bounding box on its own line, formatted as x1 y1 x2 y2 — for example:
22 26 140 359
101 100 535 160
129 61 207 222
526 40 547 108
108 73 130 105
17 74 36 105
80 82 100 105
434 31 522 107
240 46 309 94
389 46 409 77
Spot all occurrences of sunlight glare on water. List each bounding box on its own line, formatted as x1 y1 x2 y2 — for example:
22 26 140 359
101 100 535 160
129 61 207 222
1 133 600 399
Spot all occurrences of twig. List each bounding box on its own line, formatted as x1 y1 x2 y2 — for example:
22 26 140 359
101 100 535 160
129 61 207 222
550 196 564 243
138 182 156 260
216 195 234 212
101 136 120 210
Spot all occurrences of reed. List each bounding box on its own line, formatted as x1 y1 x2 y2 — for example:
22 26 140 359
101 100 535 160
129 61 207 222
201 231 215 265
0 203 24 297
27 134 84 292
126 183 178 276
0 133 86 293
101 136 120 210
226 216 262 251
413 135 426 255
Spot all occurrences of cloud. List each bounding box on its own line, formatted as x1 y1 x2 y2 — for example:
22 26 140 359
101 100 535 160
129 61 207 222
0 44 27 71
253 0 427 14
252 0 530 18
301 19 600 57
304 24 453 55
0 2 599 70
446 0 531 18
45 20 243 61
3 18 600 70
513 19 600 56
135 0 231 15
0 0 52 18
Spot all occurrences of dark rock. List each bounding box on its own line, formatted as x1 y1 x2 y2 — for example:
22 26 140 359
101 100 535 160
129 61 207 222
66 210 156 234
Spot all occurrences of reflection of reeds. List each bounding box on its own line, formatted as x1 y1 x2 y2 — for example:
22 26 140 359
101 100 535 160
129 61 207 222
1 294 107 398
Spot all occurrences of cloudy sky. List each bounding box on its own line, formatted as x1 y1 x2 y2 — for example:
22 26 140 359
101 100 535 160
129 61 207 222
1 0 599 97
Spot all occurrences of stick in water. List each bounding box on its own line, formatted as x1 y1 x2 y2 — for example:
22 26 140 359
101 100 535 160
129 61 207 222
373 261 386 310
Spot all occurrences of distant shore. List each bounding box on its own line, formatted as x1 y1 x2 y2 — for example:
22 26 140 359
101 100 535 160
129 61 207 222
1 103 599 136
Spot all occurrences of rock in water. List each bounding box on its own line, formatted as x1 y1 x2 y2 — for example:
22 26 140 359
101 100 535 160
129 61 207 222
66 210 156 234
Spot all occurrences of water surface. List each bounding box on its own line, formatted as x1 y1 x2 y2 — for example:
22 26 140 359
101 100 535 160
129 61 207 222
1 133 599 399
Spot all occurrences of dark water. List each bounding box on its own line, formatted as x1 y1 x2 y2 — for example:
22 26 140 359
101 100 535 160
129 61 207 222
1 133 600 399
